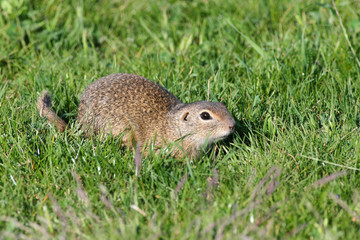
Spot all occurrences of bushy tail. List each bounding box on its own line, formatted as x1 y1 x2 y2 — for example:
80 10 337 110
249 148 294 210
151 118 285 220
37 90 68 132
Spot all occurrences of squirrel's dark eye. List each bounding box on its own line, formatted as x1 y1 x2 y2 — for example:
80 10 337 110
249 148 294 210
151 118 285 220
200 111 212 120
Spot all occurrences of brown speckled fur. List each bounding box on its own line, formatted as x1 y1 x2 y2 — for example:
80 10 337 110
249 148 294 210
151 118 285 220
38 73 235 158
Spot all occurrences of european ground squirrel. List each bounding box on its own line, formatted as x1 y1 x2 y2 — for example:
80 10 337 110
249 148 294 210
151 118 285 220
37 73 235 175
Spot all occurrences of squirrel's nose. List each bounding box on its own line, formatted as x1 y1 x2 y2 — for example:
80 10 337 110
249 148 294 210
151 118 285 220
229 124 235 131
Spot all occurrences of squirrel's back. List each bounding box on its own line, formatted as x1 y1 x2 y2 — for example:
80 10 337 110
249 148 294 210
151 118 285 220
77 73 182 139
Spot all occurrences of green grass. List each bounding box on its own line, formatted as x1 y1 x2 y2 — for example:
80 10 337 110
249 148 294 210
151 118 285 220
1 0 360 239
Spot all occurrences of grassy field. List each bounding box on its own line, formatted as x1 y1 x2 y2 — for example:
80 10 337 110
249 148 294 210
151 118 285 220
1 0 360 239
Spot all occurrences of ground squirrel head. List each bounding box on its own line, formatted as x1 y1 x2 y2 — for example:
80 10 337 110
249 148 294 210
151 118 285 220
168 101 235 157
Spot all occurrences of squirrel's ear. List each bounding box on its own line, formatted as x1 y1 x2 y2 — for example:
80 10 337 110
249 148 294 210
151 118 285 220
180 112 190 122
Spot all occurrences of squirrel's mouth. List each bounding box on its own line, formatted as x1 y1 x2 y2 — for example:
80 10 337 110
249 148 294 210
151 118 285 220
217 128 234 140
209 134 229 144
215 134 230 142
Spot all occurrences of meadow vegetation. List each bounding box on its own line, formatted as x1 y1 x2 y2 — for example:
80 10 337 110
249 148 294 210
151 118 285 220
1 0 360 239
